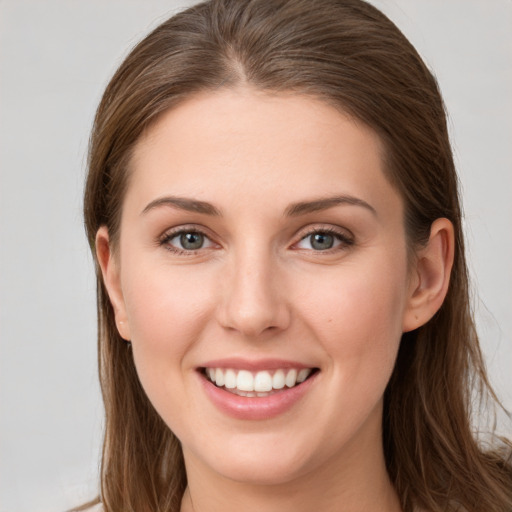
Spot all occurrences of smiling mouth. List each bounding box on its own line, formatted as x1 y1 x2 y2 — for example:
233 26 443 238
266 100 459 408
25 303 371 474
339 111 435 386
202 367 319 397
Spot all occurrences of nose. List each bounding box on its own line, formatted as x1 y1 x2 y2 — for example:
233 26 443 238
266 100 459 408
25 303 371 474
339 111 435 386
217 247 291 338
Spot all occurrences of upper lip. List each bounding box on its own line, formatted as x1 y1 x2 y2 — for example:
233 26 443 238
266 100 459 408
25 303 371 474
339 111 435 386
199 358 316 371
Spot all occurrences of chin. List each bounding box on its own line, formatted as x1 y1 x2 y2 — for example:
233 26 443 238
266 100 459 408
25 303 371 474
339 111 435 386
184 428 327 487
214 455 310 486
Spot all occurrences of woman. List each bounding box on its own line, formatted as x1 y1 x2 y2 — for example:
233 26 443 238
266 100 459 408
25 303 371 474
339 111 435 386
79 0 512 511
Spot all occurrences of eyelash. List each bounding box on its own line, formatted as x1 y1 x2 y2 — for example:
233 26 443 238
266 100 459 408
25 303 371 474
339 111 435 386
158 225 354 255
158 226 215 255
294 226 354 252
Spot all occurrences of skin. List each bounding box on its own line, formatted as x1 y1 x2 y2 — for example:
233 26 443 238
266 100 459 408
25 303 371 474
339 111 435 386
97 88 454 512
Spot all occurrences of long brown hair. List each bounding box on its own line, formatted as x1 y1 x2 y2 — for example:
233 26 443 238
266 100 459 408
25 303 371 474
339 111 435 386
81 1 512 511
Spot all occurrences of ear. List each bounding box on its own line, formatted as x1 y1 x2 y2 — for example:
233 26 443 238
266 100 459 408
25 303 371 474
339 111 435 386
402 218 455 332
95 226 131 340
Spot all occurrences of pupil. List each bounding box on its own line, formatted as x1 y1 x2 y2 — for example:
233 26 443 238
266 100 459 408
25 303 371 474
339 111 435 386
180 232 203 250
311 233 334 250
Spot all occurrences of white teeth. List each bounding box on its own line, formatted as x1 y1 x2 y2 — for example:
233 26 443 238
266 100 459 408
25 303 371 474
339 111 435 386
254 371 272 392
215 368 225 387
205 367 314 393
237 370 254 391
224 369 237 389
272 369 285 389
285 369 298 388
297 368 312 383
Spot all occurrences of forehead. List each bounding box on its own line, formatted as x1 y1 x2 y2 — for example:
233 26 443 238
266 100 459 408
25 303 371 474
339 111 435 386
126 88 402 221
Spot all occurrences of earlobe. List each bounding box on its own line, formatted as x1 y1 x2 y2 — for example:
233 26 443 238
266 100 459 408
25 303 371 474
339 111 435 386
95 226 131 340
402 218 455 332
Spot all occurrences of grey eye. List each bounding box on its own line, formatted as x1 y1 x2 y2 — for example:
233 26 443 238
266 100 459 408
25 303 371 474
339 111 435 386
309 232 335 250
295 230 350 252
179 232 205 250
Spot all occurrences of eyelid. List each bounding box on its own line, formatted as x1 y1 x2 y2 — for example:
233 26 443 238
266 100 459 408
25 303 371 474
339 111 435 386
158 224 219 253
291 224 354 250
157 223 353 254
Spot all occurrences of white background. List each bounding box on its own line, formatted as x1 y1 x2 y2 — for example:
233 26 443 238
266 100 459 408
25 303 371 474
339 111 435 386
0 1 510 511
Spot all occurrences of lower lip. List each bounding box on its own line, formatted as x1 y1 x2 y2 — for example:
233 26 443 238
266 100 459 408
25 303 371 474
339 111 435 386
199 371 318 421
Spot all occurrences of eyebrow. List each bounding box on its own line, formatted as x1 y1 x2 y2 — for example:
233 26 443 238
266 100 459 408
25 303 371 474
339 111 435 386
284 195 377 217
141 194 376 218
141 196 222 216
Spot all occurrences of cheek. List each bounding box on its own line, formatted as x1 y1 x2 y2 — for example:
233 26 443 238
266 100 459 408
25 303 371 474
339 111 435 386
118 261 222 437
120 261 218 382
301 256 408 375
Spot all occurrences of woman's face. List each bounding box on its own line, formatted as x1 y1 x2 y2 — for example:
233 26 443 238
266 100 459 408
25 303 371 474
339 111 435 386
102 89 419 486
